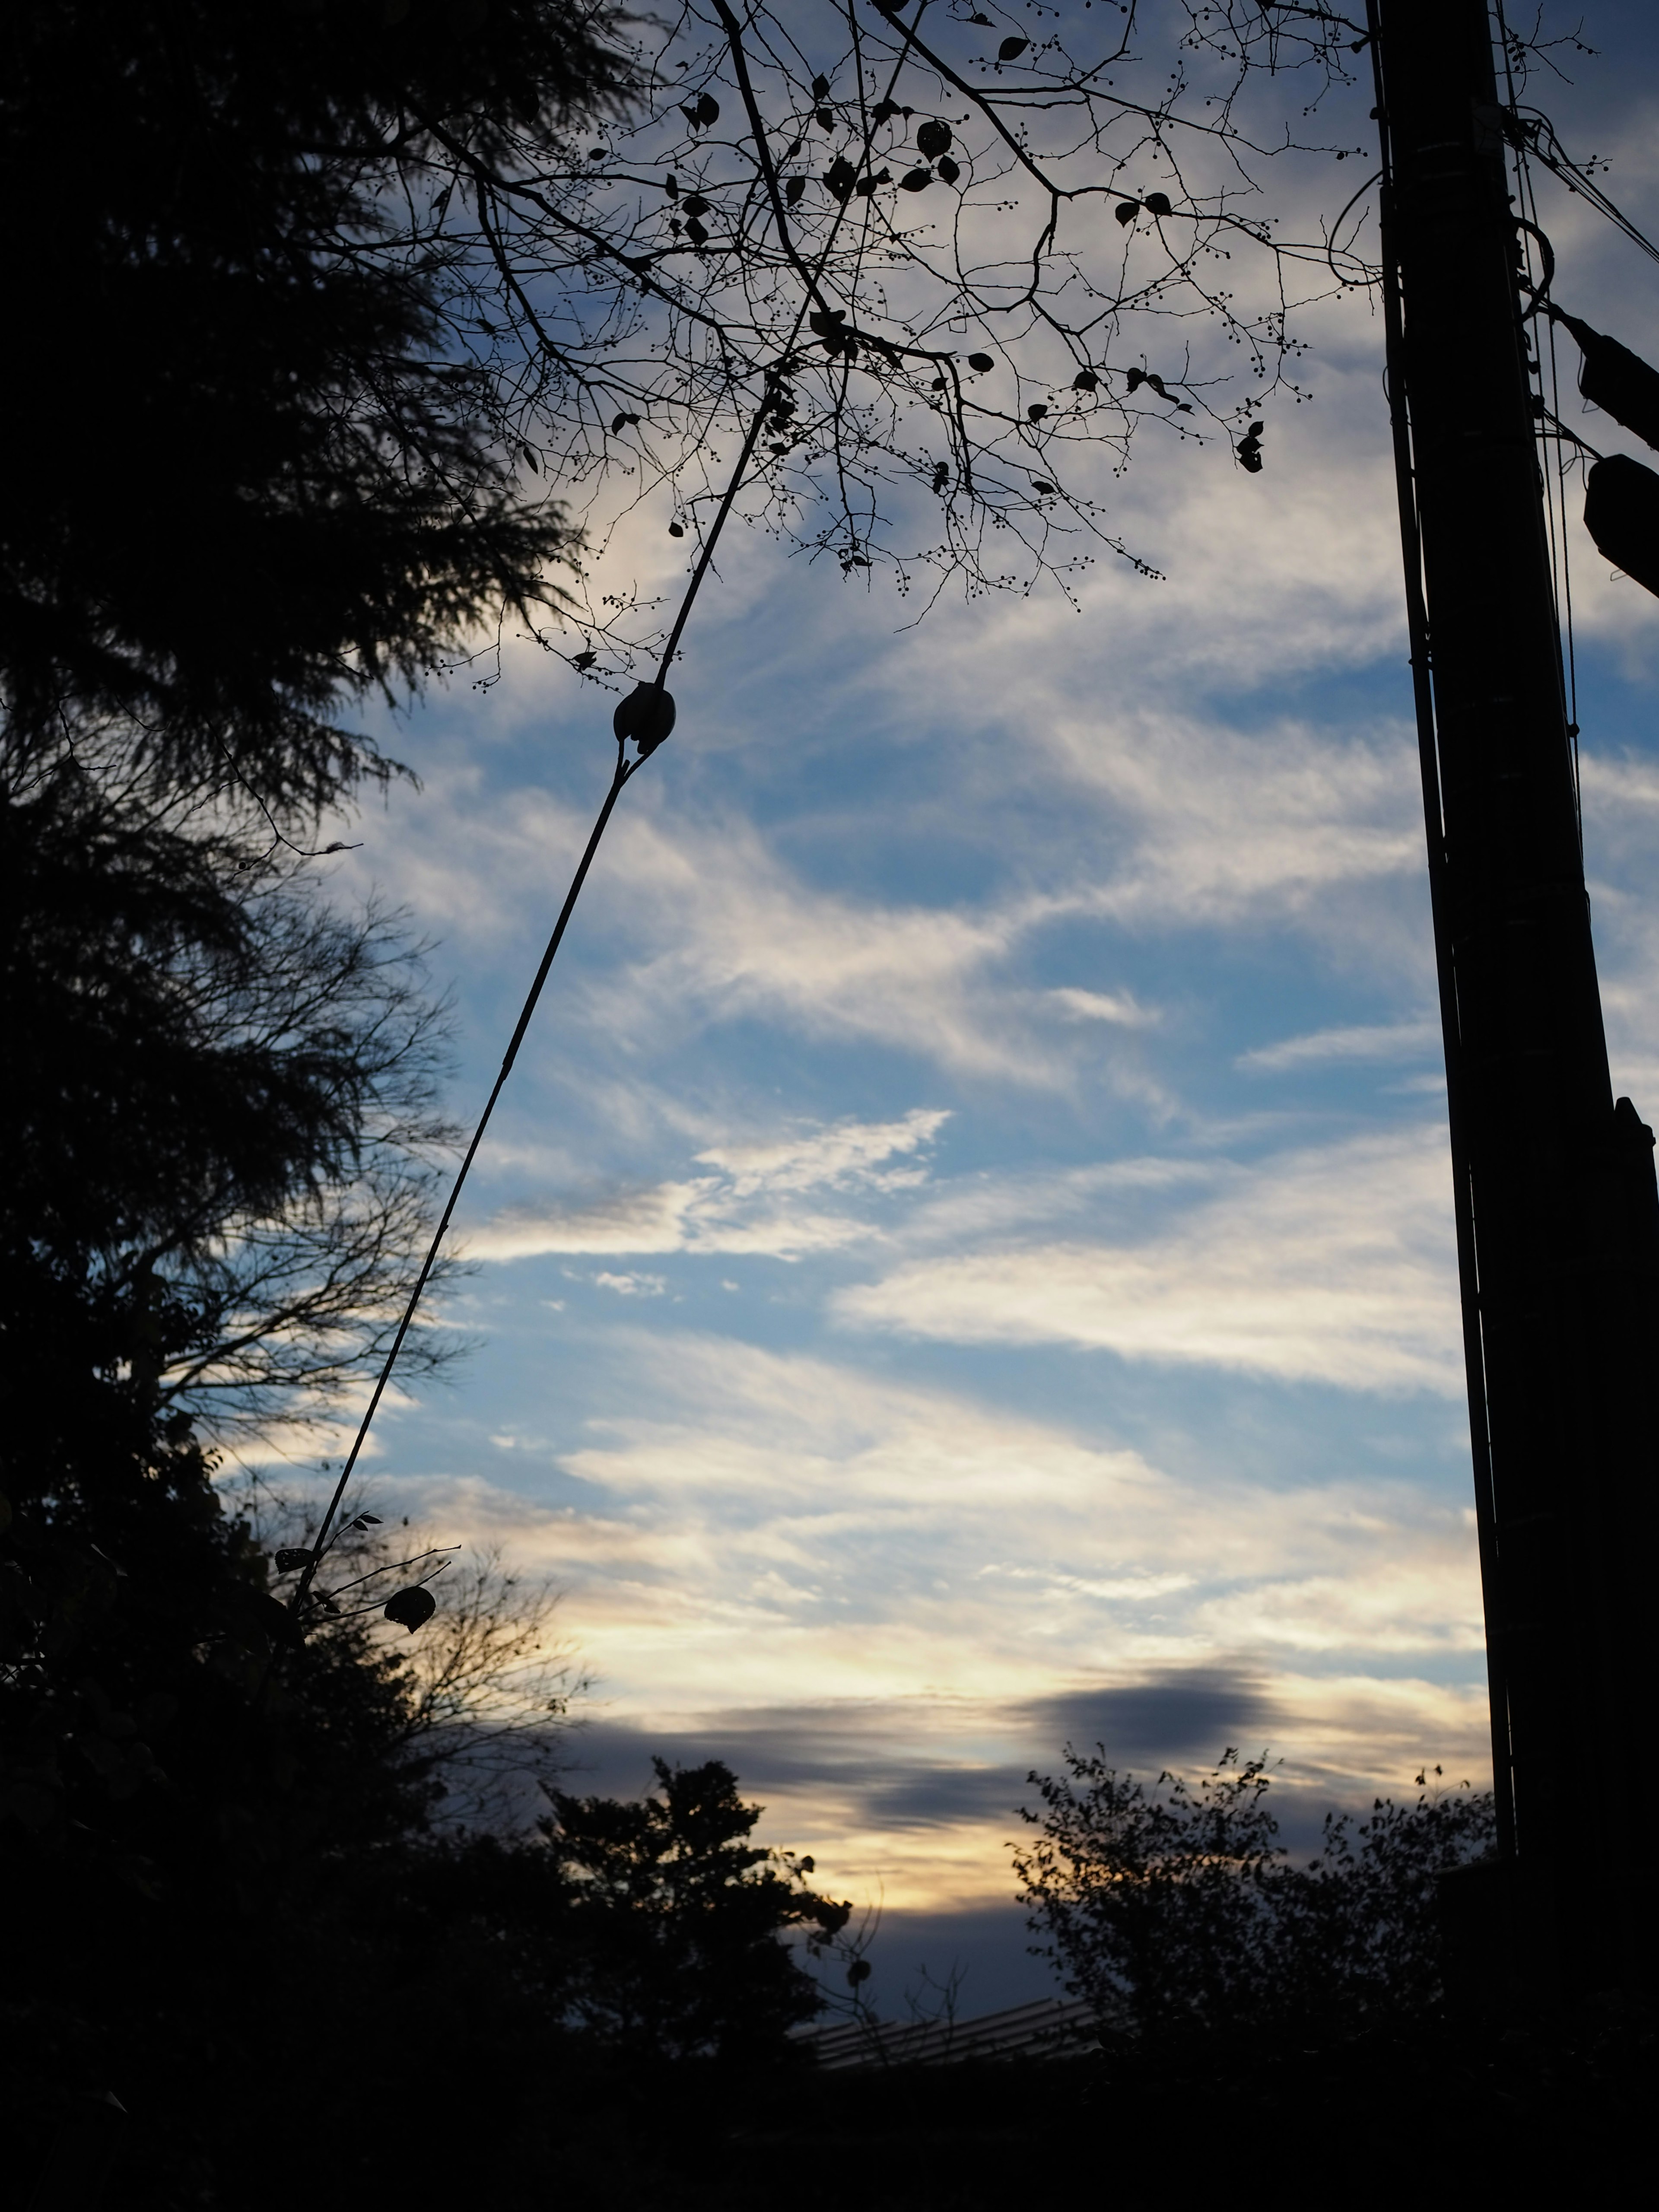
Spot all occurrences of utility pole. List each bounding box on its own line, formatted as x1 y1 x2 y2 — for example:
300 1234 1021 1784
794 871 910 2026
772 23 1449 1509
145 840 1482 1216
1369 0 1659 2001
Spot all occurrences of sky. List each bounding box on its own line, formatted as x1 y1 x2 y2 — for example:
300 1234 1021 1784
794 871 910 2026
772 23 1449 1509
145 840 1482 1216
255 4 1659 2016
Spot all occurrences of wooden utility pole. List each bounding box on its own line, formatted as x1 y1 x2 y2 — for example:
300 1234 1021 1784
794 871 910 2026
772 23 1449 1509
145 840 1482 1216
1370 0 1659 2000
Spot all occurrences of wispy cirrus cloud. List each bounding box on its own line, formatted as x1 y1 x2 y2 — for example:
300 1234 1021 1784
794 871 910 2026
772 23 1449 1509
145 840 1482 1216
1049 986 1159 1027
396 1330 1484 1704
1236 1019 1440 1073
835 1125 1461 1393
463 1108 950 1261
377 1323 1487 1907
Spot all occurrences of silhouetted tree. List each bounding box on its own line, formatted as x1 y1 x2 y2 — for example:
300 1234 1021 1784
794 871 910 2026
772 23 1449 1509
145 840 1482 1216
1014 1747 1497 2042
0 747 480 2184
0 0 632 817
543 1758 853 2059
0 749 464 1459
253 0 1386 675
245 1500 589 1826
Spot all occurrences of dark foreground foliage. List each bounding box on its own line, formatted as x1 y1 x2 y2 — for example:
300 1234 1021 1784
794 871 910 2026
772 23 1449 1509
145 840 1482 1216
1015 1747 1499 2040
729 2010 1652 2209
3 1746 853 2208
19 2011 1650 2209
0 747 854 2209
1 0 627 816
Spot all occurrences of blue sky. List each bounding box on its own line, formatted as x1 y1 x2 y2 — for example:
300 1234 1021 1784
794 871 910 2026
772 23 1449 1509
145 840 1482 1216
256 6 1659 2015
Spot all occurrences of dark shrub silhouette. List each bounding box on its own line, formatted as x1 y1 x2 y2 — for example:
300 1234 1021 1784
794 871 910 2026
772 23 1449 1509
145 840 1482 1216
1014 1747 1497 2040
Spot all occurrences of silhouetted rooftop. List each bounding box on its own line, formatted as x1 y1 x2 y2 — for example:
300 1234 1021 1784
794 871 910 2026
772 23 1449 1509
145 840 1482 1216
809 1996 1096 2071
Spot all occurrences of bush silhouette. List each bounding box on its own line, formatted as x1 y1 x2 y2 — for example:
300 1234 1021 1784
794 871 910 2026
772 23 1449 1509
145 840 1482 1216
1014 1747 1496 2041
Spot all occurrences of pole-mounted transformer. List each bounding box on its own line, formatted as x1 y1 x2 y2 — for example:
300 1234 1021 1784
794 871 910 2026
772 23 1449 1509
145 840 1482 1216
1369 0 1659 2003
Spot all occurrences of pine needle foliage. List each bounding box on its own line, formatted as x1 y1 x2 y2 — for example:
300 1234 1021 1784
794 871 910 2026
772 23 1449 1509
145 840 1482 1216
0 0 632 816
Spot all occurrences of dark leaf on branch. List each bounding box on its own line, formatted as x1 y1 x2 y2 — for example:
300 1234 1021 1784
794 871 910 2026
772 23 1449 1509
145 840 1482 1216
669 522 685 537
812 74 830 99
900 168 932 192
916 120 952 160
680 195 710 218
1115 200 1140 225
695 93 720 127
809 309 848 335
1126 366 1146 391
572 651 597 670
826 157 856 200
1144 191 1173 216
936 154 960 184
273 1549 315 1575
683 218 709 247
847 1958 873 1985
1145 373 1167 397
872 100 901 125
998 37 1029 62
816 106 836 131
932 463 949 490
1073 369 1099 391
383 1586 437 1634
1027 403 1048 421
968 353 994 373
785 174 807 205
1033 480 1056 495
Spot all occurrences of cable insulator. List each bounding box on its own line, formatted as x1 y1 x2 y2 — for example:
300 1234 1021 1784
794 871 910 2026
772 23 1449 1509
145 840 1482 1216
613 683 677 756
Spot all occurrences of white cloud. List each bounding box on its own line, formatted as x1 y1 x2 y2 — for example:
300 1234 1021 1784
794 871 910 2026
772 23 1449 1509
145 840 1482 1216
473 1180 707 1259
836 1126 1462 1393
1237 1020 1440 1073
600 807 1062 1081
1050 713 1424 936
464 1108 950 1262
363 1329 1487 1915
695 1109 950 1195
342 655 1434 1106
395 1334 1482 1691
1049 986 1159 1027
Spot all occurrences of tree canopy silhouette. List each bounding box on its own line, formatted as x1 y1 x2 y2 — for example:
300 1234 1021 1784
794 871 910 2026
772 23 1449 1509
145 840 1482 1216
1014 1746 1497 2041
544 1756 853 2058
0 0 630 815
